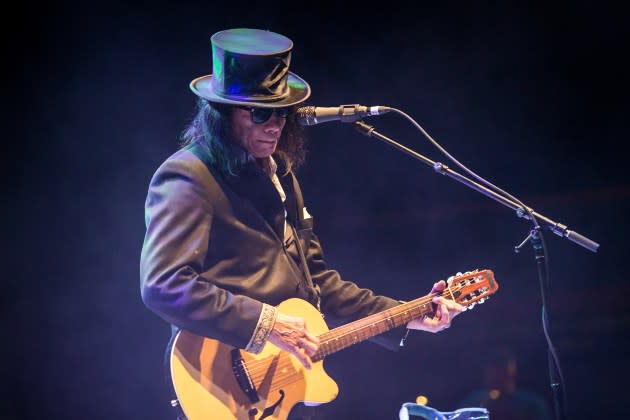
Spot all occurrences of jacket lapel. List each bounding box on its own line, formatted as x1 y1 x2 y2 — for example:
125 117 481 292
223 161 286 240
279 168 297 226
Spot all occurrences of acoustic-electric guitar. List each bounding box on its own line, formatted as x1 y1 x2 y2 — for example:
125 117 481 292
169 269 499 419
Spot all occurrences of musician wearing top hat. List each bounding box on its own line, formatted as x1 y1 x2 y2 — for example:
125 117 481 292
140 27 463 419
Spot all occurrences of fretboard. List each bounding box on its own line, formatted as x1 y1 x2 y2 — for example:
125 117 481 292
312 293 442 362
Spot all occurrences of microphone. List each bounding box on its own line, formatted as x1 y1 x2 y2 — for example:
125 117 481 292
296 104 390 126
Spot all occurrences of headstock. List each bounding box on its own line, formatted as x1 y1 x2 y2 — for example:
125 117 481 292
446 269 499 310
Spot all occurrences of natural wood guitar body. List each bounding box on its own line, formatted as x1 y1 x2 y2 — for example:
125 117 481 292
171 298 338 420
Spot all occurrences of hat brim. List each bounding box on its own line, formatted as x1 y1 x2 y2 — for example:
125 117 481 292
190 72 311 108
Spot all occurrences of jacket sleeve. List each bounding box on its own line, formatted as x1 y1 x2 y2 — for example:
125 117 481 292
140 156 276 353
306 230 409 351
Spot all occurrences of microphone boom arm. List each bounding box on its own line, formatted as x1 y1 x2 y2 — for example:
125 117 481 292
354 120 599 252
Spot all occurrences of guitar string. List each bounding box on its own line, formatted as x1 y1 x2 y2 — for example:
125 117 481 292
245 293 439 379
245 299 427 371
243 277 491 380
246 282 494 392
310 276 490 345
245 290 446 373
243 295 438 381
243 282 492 381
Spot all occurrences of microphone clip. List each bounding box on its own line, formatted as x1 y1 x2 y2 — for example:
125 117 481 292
337 104 373 123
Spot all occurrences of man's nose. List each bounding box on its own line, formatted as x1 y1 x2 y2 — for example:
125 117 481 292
264 114 284 133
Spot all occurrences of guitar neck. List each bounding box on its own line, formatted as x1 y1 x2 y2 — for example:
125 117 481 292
313 293 440 362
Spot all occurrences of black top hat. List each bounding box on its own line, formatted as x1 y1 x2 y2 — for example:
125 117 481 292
190 28 311 108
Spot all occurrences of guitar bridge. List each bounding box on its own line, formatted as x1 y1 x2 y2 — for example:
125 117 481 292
231 348 260 403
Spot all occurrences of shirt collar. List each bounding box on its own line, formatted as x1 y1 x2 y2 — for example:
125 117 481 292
247 154 278 177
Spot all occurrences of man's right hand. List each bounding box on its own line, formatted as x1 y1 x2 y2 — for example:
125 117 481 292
268 312 320 369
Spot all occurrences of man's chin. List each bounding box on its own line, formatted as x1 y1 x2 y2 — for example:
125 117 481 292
254 146 277 158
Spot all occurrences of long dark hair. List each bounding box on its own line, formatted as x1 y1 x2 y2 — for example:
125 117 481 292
180 98 307 176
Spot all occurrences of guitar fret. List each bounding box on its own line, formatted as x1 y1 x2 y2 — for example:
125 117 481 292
319 300 429 357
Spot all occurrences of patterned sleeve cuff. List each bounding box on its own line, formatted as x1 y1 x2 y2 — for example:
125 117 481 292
244 303 278 354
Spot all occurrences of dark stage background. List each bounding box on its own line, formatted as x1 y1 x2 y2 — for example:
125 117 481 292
3 2 628 419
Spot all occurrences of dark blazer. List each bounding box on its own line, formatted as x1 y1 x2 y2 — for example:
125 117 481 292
140 145 406 352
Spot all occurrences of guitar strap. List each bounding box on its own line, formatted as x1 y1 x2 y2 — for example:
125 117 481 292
286 171 321 312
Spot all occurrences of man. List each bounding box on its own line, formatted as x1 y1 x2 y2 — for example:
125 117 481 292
459 348 552 420
140 28 463 419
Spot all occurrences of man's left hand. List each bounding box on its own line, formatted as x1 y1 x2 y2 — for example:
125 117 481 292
407 280 464 333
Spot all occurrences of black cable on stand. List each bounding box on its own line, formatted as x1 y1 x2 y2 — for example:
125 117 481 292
352 108 599 420
515 226 564 420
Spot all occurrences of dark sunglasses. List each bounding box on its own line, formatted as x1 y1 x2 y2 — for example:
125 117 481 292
239 106 291 124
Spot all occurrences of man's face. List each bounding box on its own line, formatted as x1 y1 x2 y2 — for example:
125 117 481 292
230 107 286 158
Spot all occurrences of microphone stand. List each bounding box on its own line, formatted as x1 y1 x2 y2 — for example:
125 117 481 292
354 120 600 420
